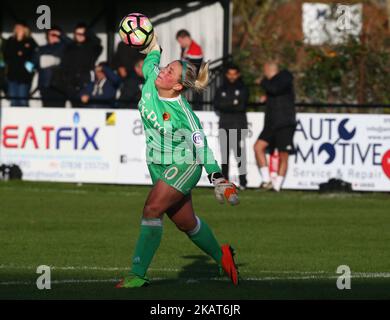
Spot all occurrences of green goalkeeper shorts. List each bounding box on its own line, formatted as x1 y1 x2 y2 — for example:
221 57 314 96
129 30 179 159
147 162 202 195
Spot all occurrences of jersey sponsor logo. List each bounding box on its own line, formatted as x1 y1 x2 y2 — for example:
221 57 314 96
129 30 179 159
192 131 204 148
139 98 167 134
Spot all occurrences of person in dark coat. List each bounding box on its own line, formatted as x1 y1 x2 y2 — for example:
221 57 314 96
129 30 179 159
215 64 249 190
33 26 71 107
51 23 103 107
254 61 296 192
112 41 143 81
118 57 144 109
0 35 6 95
3 22 37 106
80 62 121 108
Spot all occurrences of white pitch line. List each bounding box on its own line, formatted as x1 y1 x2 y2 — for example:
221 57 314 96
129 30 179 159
1 273 390 287
0 279 119 286
1 265 389 278
0 186 145 197
0 265 326 273
0 265 181 273
0 265 329 274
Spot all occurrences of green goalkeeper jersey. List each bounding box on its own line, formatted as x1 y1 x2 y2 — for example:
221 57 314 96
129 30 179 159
138 50 221 175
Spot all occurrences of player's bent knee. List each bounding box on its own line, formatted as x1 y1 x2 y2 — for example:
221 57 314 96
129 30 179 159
185 216 201 236
143 203 164 219
172 216 198 234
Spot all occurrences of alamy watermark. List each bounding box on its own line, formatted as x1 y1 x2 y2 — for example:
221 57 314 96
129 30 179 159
36 5 51 30
143 128 248 170
36 265 51 290
336 265 351 290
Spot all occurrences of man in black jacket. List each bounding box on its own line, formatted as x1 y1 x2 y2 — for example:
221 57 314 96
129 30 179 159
254 61 296 192
215 64 249 190
0 35 6 95
51 23 102 107
33 26 70 107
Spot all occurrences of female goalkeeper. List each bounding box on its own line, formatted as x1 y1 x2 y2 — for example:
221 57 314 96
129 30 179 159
116 34 239 288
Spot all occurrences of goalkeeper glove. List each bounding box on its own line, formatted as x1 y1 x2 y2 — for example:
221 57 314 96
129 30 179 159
208 172 239 206
140 33 161 55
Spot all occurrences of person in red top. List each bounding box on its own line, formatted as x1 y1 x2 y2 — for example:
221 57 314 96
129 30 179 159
176 29 204 110
176 29 203 73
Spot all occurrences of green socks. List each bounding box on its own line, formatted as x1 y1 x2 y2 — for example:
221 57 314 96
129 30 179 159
130 216 222 278
187 217 223 264
131 218 163 277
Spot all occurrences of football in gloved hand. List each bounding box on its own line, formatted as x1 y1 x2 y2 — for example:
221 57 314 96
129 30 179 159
208 172 240 206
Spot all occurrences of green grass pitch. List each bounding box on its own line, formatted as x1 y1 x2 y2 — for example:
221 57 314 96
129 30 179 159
0 181 389 299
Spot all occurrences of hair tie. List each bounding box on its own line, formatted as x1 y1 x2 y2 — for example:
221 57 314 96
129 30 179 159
181 60 188 82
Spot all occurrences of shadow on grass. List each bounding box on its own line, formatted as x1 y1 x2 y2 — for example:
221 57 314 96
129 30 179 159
176 254 247 279
177 255 218 279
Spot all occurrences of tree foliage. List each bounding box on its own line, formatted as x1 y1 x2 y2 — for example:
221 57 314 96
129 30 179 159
231 0 390 106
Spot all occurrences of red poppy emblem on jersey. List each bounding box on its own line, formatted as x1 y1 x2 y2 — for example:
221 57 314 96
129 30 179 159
163 112 170 121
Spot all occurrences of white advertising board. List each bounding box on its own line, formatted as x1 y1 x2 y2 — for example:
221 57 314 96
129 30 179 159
1 108 389 191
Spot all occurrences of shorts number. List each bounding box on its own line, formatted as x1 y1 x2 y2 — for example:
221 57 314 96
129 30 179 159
164 166 179 180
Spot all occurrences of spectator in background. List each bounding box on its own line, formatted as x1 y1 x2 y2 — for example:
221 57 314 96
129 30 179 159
215 64 249 190
0 35 6 95
51 23 102 107
3 22 37 106
33 26 71 107
80 62 120 108
176 29 204 110
176 29 203 72
254 61 296 192
112 41 143 81
118 57 144 108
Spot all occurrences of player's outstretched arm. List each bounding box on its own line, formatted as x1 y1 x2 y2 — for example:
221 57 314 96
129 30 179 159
140 34 161 81
140 34 160 55
186 126 239 206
